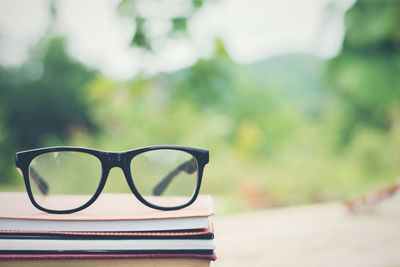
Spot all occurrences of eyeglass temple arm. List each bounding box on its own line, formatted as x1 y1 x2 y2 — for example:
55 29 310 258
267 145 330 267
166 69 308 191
28 168 49 195
152 158 197 196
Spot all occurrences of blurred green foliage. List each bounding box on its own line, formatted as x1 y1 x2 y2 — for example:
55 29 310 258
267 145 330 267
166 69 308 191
0 0 399 213
0 36 97 184
327 0 400 143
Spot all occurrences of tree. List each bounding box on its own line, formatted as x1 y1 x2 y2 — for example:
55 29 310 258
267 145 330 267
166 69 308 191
326 0 400 144
0 37 97 184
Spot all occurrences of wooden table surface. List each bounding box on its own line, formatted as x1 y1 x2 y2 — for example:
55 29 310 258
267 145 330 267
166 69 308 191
212 198 400 267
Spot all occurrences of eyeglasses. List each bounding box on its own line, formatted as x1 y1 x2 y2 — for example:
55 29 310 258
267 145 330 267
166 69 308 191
15 146 209 214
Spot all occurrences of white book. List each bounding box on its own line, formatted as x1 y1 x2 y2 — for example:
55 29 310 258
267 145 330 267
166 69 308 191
0 238 215 251
0 216 210 232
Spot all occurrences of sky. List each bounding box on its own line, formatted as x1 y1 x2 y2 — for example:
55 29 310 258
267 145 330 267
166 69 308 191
0 0 354 80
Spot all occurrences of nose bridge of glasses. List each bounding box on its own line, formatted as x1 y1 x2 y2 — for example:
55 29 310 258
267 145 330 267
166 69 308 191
105 152 128 168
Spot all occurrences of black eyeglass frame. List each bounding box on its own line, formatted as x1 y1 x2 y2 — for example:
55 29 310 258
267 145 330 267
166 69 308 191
15 145 209 214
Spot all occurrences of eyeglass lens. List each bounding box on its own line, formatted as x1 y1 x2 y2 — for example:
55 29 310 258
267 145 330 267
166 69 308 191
130 149 198 207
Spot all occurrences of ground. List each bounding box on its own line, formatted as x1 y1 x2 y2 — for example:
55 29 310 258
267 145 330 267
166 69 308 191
213 197 400 266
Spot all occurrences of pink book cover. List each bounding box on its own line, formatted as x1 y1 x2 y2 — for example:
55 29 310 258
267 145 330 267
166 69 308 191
0 192 214 221
0 226 214 238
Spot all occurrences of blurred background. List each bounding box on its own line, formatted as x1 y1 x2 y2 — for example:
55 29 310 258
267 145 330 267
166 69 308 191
0 0 399 213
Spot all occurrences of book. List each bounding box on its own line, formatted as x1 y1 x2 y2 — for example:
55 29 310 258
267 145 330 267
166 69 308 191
0 193 214 232
0 226 214 239
0 192 217 262
0 225 215 252
0 237 215 251
0 257 211 267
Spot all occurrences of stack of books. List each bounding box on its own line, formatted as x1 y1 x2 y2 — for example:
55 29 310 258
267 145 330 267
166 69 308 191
0 192 216 266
